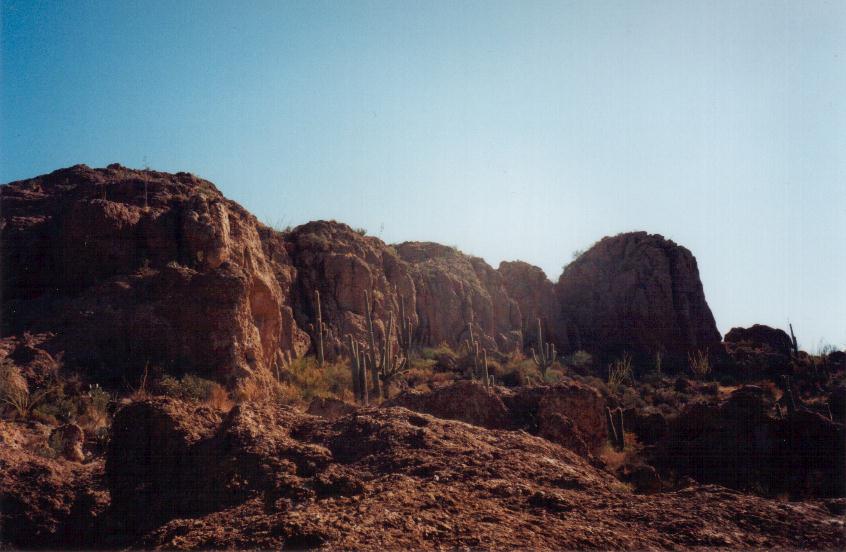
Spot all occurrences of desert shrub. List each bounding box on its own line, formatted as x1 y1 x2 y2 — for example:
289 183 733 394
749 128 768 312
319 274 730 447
607 353 635 393
499 358 541 387
688 350 712 380
421 344 458 372
0 359 32 418
157 374 218 401
156 373 232 411
282 356 351 401
235 370 301 405
405 359 437 390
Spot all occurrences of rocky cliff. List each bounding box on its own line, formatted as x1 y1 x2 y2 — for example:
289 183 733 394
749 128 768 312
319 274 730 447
555 232 721 356
2 166 722 385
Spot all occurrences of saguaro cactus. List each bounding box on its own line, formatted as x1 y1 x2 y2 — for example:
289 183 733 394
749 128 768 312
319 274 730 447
364 291 410 399
315 290 325 367
398 296 414 360
531 318 555 378
348 334 368 405
482 348 491 388
606 407 625 451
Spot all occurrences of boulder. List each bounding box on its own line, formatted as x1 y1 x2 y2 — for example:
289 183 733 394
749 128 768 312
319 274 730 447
724 325 793 356
555 232 721 355
48 423 84 462
656 387 846 498
306 397 358 420
106 398 222 531
385 380 511 429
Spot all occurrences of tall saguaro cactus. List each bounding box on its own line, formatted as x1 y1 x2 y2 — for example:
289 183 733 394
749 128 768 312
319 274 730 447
606 407 625 451
314 290 325 367
364 291 411 399
398 296 414 360
531 318 555 378
348 334 368 405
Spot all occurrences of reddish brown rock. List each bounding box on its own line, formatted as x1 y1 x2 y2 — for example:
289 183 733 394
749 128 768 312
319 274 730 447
389 380 607 458
0 420 109 549
1 165 309 384
498 260 566 351
306 397 358 420
724 325 794 356
284 221 417 360
385 380 511 429
503 382 608 454
397 242 522 351
555 232 721 355
656 386 846 498
112 400 845 550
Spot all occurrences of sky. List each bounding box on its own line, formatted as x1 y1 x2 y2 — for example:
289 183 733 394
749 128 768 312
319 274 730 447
2 1 844 350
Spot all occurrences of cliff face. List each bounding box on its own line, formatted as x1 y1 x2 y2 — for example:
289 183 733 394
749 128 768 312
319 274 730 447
498 261 565 351
2 166 722 384
396 242 522 353
1 164 306 383
555 232 721 355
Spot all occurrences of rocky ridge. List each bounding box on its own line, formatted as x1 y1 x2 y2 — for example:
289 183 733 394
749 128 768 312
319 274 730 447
1 165 723 385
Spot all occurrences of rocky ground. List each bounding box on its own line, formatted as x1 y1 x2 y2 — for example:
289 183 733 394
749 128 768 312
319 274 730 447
2 165 844 549
2 395 844 550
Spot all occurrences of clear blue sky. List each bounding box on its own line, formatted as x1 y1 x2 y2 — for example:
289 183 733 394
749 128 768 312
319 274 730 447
2 1 844 350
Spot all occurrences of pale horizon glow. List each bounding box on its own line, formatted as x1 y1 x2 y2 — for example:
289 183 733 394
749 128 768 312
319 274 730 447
2 1 844 350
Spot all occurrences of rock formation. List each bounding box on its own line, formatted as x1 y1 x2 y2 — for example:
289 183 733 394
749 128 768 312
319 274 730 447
1 164 307 384
396 242 523 352
2 166 725 385
498 260 566 351
555 232 721 355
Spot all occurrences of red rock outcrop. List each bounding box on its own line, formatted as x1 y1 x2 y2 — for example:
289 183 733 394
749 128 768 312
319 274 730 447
0 420 109 549
1 164 308 384
555 232 721 355
397 242 522 352
498 260 566 351
385 381 512 429
389 380 607 457
284 221 417 360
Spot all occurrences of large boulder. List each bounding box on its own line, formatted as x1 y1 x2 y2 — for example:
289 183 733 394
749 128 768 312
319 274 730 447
724 325 794 356
503 382 608 454
555 232 721 355
722 324 794 378
385 381 511 429
106 398 222 532
389 380 607 457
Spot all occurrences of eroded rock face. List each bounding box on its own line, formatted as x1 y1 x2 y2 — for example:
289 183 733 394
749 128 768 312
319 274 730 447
285 221 417 360
1 165 308 383
555 232 721 355
498 261 566 351
397 242 522 352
